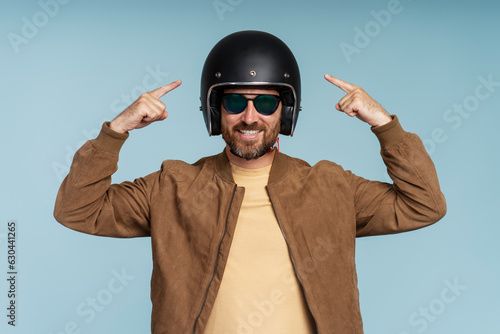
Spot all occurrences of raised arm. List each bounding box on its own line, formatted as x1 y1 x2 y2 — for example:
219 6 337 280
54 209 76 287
324 74 446 235
54 81 182 237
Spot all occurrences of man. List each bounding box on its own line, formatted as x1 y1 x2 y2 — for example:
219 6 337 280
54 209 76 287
54 31 446 333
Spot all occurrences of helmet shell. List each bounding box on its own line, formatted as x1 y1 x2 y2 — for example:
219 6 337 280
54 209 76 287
200 30 301 136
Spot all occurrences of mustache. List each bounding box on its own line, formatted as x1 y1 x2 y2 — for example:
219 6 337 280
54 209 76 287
233 123 265 131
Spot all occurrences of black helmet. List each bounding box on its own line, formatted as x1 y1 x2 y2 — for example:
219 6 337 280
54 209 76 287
200 30 301 136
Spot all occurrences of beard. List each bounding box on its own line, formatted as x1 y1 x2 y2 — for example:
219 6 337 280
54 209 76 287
221 121 280 160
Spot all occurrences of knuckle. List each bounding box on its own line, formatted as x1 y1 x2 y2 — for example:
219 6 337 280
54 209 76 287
352 87 363 95
140 92 153 101
135 101 148 110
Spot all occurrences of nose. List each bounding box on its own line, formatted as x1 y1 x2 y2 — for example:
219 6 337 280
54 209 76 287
241 100 259 124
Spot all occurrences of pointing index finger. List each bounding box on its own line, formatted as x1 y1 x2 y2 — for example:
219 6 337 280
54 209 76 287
324 74 355 93
150 80 182 99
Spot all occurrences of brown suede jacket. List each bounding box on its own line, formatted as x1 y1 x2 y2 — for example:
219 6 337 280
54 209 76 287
54 115 446 333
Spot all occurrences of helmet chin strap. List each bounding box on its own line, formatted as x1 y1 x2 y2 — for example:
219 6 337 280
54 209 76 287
270 137 279 153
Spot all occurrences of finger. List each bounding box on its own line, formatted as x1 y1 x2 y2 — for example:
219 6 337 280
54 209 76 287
150 80 182 99
159 110 168 121
337 91 354 110
337 93 360 116
343 105 359 117
324 74 356 93
142 110 165 123
148 96 167 112
343 98 363 117
137 98 165 116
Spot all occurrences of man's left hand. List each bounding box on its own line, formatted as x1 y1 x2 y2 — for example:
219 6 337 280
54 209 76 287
324 74 392 127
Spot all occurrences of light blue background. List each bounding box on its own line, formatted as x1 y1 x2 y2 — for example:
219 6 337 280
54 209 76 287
1 0 499 333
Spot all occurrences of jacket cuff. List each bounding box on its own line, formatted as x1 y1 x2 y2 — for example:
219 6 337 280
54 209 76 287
92 122 129 154
371 115 407 149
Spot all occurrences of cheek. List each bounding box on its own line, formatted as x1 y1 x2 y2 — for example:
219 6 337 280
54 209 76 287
221 112 240 125
220 113 231 131
267 112 282 130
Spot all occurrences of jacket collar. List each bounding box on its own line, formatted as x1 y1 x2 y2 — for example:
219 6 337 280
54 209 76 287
215 150 289 185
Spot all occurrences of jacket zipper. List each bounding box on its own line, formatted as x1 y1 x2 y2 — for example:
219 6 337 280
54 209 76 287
192 184 237 334
266 186 319 333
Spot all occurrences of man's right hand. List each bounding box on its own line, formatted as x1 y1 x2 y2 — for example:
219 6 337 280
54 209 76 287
109 80 182 133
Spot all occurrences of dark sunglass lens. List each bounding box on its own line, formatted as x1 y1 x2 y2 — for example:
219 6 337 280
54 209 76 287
254 95 280 115
222 94 247 114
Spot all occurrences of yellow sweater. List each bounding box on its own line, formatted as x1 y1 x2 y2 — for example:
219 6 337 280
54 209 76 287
204 163 315 333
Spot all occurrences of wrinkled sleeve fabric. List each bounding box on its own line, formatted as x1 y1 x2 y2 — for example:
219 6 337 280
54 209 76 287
54 122 155 238
348 115 447 237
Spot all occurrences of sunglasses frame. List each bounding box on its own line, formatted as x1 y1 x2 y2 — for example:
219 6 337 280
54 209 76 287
221 93 282 116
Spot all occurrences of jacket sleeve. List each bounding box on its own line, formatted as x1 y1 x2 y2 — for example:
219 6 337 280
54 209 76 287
350 115 447 237
53 122 155 238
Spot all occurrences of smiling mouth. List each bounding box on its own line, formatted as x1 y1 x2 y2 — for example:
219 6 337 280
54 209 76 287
238 130 262 135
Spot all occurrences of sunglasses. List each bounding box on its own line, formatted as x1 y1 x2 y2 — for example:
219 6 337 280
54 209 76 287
222 93 281 116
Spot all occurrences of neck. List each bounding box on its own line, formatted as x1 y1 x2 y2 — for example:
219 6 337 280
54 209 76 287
224 145 276 169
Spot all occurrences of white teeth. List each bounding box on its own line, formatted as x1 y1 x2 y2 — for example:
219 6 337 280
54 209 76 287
239 130 261 135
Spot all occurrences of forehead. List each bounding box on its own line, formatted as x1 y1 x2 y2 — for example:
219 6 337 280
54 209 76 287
223 87 279 95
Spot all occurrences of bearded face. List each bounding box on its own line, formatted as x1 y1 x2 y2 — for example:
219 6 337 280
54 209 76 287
221 117 280 160
220 88 282 161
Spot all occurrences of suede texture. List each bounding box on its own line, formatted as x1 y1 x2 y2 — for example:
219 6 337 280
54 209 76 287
54 116 446 333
